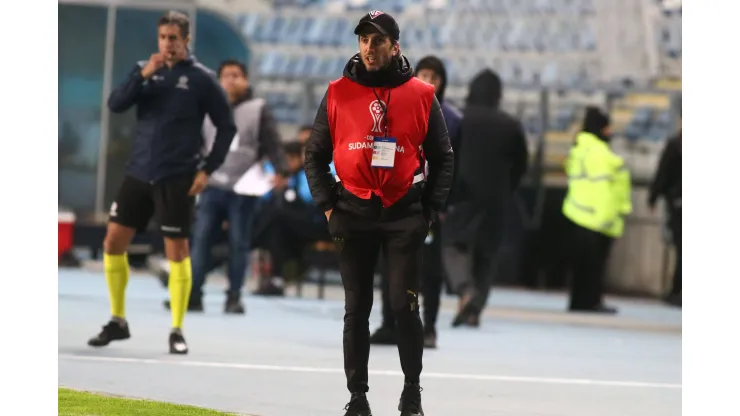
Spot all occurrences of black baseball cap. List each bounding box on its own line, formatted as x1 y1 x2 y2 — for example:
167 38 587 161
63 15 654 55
353 10 400 41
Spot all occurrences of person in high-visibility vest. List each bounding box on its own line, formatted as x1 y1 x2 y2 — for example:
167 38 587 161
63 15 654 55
562 106 632 314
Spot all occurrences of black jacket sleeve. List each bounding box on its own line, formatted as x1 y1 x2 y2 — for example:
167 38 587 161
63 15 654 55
443 114 463 210
108 64 146 113
304 91 337 212
509 120 529 192
258 104 289 176
200 74 238 175
648 136 680 208
422 96 455 214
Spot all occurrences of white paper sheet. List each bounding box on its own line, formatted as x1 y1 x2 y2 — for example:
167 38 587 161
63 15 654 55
233 163 274 196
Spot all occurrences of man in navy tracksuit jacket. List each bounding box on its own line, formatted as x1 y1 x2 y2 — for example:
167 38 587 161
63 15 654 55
87 11 236 355
370 55 462 350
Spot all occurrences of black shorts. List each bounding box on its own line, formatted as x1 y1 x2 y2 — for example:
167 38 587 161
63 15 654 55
108 175 195 239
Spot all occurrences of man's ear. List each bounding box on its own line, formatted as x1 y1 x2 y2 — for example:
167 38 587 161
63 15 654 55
392 41 400 57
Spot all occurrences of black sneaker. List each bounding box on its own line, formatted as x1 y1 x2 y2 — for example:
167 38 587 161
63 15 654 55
343 392 372 416
423 328 437 349
252 279 285 297
88 320 130 347
369 325 396 345
224 291 245 314
169 331 189 355
452 300 479 328
398 383 424 416
663 293 682 307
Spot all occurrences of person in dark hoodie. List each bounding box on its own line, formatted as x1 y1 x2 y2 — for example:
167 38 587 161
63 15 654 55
441 68 529 328
370 55 462 349
648 116 681 307
562 106 632 314
304 11 454 416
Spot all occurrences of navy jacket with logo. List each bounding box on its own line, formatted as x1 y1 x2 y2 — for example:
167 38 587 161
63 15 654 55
108 56 236 183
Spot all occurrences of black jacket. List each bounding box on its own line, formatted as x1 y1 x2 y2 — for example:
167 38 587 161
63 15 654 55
454 69 528 207
442 69 529 249
108 56 236 183
648 132 682 209
304 53 454 220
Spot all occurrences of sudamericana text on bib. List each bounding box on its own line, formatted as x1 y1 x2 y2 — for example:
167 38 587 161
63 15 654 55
327 77 435 207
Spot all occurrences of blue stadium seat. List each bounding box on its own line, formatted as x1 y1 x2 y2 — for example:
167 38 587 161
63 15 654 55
272 53 289 77
555 106 576 131
633 106 653 127
273 0 324 7
646 126 668 142
238 14 260 39
316 18 335 46
524 115 544 136
278 17 301 45
258 51 280 77
541 63 559 86
345 0 369 11
305 16 328 46
238 0 678 97
284 55 302 78
624 123 645 142
333 55 346 78
580 25 596 51
654 110 671 130
301 55 317 77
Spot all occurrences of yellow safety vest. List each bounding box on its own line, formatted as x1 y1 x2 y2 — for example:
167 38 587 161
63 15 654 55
562 132 632 238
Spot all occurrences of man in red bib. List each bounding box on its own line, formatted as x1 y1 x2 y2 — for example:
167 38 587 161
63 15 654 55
304 10 454 416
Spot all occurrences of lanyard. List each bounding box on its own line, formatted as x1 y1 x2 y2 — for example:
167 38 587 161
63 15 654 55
372 88 392 138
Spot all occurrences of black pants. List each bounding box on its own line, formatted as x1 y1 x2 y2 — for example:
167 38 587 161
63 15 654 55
668 207 682 295
329 208 428 393
267 206 329 278
252 199 330 278
380 220 445 330
569 224 615 310
442 242 500 314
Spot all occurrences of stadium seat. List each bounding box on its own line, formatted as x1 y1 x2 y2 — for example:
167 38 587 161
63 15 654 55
236 0 679 133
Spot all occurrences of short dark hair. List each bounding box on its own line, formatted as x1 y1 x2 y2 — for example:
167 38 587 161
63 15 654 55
284 141 304 157
218 59 248 78
158 11 190 38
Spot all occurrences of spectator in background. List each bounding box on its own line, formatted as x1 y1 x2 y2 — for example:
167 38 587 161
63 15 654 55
442 69 529 328
562 107 632 314
251 141 336 296
648 117 682 307
296 124 314 145
165 59 289 314
370 55 462 349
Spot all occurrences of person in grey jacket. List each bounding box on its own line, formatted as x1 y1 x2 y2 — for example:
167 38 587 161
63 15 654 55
165 59 288 314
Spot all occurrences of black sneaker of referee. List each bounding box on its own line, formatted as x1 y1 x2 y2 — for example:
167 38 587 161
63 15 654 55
88 319 131 347
343 392 372 416
169 330 189 355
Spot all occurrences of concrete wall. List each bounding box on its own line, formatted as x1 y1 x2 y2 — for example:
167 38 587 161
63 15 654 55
605 187 674 296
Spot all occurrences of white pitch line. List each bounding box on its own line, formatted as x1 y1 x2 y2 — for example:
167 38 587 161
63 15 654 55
58 354 681 390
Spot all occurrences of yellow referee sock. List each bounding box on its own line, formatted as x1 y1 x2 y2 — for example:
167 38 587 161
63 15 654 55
104 253 129 319
168 257 192 329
